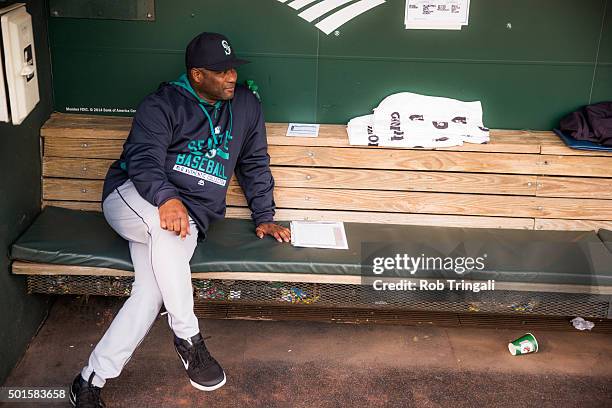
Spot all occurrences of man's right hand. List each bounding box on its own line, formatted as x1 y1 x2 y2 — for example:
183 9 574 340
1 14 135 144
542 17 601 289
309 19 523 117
159 198 190 239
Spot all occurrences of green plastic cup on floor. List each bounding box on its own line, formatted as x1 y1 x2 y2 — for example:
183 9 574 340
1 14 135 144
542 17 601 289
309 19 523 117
508 333 538 355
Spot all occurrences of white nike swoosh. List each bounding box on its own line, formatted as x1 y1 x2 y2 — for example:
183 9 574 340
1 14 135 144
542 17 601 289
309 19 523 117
176 348 189 370
181 355 189 370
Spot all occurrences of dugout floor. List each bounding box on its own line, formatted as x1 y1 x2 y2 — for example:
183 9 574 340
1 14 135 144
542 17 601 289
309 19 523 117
3 296 612 408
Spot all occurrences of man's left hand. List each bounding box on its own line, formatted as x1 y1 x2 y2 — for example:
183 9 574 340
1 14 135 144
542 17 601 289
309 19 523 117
256 223 291 243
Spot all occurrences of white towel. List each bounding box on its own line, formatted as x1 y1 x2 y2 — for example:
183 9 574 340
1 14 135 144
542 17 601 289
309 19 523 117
347 114 464 148
347 92 490 148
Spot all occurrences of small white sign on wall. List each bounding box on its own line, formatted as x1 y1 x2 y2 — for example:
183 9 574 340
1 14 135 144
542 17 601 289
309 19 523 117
405 0 470 30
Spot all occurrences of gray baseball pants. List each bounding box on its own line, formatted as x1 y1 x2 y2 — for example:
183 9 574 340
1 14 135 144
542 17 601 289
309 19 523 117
81 179 200 387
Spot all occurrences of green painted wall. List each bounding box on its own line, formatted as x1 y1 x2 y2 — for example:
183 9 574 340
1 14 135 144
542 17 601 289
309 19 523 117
49 0 610 129
0 0 53 384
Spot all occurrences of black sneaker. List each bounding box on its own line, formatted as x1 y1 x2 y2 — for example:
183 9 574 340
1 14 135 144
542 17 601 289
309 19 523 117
69 372 106 407
174 333 226 391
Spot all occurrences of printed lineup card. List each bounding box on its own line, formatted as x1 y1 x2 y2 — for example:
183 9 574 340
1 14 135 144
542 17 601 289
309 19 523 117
405 0 470 30
286 123 320 137
290 221 349 250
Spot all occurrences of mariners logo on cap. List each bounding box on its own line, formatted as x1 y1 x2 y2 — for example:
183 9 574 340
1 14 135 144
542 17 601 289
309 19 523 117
221 40 231 55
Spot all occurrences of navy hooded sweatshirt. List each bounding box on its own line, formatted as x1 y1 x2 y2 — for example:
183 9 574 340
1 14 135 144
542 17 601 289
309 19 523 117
102 74 276 238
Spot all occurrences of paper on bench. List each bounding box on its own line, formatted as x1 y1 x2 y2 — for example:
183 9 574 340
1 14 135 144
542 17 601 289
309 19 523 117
286 123 320 137
290 221 348 250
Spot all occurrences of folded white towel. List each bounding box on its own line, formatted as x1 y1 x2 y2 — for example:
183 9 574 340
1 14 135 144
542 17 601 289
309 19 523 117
348 114 464 148
347 92 490 148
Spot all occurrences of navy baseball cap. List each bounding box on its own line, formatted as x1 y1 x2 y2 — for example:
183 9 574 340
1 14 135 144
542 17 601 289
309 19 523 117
185 32 249 72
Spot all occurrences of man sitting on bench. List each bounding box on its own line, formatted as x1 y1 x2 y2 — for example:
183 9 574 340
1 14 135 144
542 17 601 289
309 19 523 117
69 32 291 407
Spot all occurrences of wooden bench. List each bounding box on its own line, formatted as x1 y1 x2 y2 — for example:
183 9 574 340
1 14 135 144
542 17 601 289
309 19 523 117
38 113 612 230
10 113 612 319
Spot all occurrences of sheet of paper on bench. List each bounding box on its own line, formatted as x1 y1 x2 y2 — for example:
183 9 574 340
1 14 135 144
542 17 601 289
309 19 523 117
286 123 320 137
290 221 348 250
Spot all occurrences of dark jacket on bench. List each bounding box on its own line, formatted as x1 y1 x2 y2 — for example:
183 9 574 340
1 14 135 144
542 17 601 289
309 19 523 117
560 102 612 146
102 74 276 238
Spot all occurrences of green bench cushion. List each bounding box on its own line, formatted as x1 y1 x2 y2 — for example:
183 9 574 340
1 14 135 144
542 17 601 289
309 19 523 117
11 206 612 286
599 229 612 253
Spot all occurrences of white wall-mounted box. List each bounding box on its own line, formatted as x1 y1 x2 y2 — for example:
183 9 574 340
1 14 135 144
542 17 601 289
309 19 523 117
0 31 7 123
1 3 39 125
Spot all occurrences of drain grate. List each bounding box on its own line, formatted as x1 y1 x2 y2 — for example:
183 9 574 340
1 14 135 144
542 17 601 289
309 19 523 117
193 302 612 333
